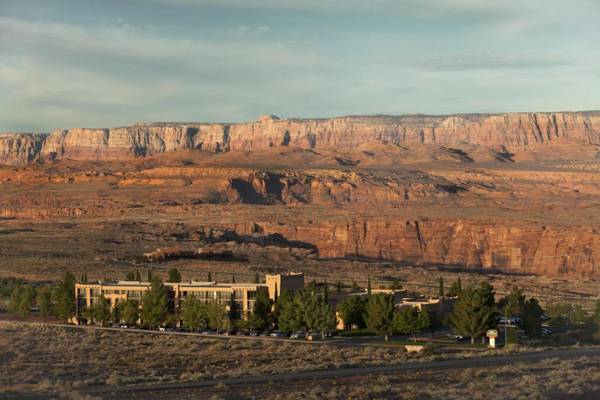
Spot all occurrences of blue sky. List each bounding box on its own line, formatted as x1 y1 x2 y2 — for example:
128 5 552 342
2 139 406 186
1 0 599 132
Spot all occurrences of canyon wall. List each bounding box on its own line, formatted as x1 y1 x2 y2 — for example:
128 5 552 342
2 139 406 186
247 219 600 278
2 112 600 165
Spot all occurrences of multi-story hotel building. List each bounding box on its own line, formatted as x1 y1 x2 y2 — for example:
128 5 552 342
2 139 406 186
74 272 304 325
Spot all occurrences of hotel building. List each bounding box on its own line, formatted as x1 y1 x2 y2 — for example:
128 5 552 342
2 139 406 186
74 272 304 325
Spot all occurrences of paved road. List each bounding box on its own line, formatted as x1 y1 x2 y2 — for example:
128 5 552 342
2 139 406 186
7 347 600 399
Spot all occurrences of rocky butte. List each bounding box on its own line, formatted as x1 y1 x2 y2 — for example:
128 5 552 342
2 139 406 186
2 111 600 279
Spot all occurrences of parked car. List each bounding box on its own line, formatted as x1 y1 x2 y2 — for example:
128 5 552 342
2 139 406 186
445 333 465 341
249 330 262 336
119 324 129 329
270 330 288 338
499 316 520 326
236 329 250 336
290 331 305 339
159 327 166 332
541 327 553 336
200 328 215 335
259 330 272 337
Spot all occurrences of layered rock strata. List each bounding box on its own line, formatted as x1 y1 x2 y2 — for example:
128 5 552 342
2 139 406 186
2 112 600 165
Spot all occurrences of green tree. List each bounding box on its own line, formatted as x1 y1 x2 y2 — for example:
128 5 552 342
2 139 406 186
275 291 305 332
335 281 343 293
500 287 526 317
82 305 95 324
303 291 324 334
254 272 260 284
207 271 212 282
570 304 588 327
180 295 207 331
36 287 54 317
438 277 444 298
140 277 168 329
428 310 444 338
248 289 272 330
121 300 139 326
592 300 600 341
167 268 182 283
147 269 152 282
367 276 372 296
55 272 76 321
231 274 236 284
8 285 34 317
547 303 586 331
447 279 462 297
364 293 396 341
228 292 240 322
111 301 122 324
522 298 544 337
337 296 367 329
449 285 497 344
205 302 226 330
317 303 337 338
93 295 111 326
394 307 431 342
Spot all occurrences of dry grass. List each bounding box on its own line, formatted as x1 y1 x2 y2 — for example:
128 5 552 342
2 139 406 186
0 321 417 394
209 355 600 400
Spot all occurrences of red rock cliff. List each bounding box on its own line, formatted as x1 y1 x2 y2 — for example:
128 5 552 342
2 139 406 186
2 111 600 165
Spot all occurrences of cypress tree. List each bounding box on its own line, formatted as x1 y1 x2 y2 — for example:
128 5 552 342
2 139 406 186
367 276 372 296
207 271 212 282
147 269 152 282
135 270 141 281
254 272 260 284
231 273 236 284
323 281 329 304
167 267 182 283
438 277 444 298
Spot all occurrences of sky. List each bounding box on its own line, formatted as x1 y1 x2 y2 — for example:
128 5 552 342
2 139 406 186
1 0 599 132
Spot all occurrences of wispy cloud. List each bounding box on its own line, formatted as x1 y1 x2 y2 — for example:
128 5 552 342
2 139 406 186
418 53 575 71
0 0 599 131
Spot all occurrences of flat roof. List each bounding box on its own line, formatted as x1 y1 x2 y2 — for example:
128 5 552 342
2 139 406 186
77 280 266 288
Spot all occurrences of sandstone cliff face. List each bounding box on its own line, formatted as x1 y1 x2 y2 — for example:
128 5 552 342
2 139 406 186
2 112 600 165
249 219 600 278
0 133 45 166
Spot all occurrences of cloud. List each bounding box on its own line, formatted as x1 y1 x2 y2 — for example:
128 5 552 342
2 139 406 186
232 25 271 38
418 53 575 71
0 16 336 130
0 0 599 131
